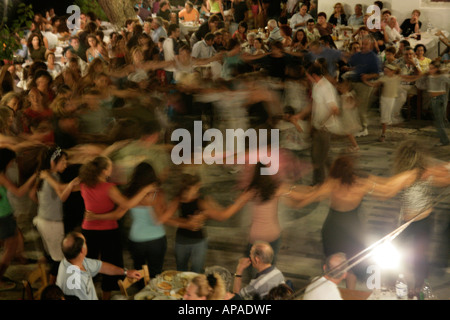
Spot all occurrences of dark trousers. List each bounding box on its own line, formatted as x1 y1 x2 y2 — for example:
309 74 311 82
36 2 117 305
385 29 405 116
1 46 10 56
129 236 167 278
311 128 331 185
395 215 433 290
82 228 123 292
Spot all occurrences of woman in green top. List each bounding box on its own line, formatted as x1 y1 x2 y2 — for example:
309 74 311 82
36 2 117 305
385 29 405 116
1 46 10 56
207 0 224 20
0 148 37 291
27 33 47 62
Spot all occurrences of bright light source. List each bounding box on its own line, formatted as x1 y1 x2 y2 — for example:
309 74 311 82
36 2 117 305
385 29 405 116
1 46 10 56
372 242 401 269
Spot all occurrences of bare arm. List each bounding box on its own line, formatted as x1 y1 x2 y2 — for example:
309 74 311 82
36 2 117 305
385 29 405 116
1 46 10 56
39 171 79 202
0 172 37 198
200 191 254 221
99 262 142 280
367 169 418 199
108 184 158 210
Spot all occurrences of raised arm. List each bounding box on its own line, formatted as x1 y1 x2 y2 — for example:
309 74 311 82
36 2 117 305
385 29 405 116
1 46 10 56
366 169 419 199
108 183 158 210
39 171 79 202
200 190 254 221
282 181 332 208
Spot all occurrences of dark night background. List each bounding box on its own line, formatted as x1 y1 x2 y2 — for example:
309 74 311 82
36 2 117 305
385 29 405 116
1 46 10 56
21 0 75 15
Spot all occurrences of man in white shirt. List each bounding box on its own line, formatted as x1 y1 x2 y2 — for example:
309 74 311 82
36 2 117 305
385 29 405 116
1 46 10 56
56 232 142 300
163 24 181 83
292 63 339 185
347 4 364 26
290 3 313 32
303 252 348 300
42 25 58 51
191 33 216 59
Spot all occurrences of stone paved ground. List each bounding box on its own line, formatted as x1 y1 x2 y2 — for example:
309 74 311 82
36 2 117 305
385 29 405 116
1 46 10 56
1 109 450 300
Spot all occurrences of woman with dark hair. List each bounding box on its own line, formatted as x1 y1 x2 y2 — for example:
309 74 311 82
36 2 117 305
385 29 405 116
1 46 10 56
292 29 308 52
32 146 79 283
232 21 248 44
86 34 109 64
285 155 418 289
78 156 156 299
0 148 37 290
85 162 190 278
27 33 47 62
414 44 431 73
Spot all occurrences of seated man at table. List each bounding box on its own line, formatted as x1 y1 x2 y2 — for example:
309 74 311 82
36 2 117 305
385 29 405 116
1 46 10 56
400 9 422 38
303 252 348 300
192 32 217 59
178 1 200 23
233 241 285 300
56 232 142 300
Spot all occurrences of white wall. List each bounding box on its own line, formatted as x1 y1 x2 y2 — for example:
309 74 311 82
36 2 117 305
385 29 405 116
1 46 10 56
317 0 450 32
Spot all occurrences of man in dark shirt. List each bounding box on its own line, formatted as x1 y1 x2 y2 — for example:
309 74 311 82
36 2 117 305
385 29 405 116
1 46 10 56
400 9 422 37
157 0 172 22
348 36 381 137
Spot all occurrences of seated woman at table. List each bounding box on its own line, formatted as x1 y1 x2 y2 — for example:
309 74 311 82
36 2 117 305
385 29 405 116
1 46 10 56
316 12 334 36
328 2 347 26
232 21 248 44
414 44 432 73
400 9 422 38
179 1 200 23
85 34 109 64
292 29 309 52
27 33 47 62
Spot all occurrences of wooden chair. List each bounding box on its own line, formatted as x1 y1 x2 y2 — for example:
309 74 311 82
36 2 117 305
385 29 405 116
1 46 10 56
117 265 150 298
21 263 48 300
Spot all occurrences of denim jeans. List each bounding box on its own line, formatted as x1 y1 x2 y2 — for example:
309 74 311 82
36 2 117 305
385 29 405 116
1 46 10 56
431 94 449 145
175 238 208 273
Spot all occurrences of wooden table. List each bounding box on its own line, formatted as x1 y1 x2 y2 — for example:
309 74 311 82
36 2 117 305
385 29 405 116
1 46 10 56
339 287 372 300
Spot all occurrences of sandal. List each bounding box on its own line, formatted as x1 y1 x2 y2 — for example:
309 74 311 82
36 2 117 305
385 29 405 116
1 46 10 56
378 135 385 142
0 281 16 291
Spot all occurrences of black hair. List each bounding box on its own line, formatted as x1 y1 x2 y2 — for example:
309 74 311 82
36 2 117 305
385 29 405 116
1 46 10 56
124 162 160 198
36 146 68 190
0 148 16 173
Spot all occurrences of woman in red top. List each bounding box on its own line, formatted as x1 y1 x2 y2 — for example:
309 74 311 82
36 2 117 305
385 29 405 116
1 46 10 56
79 156 156 300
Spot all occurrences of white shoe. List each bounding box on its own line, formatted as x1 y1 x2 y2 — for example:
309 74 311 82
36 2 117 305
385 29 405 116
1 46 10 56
355 128 368 137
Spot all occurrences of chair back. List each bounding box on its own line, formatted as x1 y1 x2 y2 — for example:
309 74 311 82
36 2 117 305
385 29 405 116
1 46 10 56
117 265 150 298
21 263 48 300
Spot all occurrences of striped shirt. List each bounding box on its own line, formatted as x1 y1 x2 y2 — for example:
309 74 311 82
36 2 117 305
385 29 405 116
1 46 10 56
239 266 285 300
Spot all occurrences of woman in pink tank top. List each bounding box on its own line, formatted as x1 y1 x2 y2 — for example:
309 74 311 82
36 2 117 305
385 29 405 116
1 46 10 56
78 156 156 300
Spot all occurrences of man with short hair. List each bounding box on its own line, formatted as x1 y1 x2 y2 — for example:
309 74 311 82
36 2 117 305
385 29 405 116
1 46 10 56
267 19 284 44
178 1 199 22
157 0 172 22
347 4 364 26
163 24 182 83
56 232 142 300
191 32 217 59
303 252 348 300
151 17 168 44
290 3 313 32
305 18 321 42
233 241 285 300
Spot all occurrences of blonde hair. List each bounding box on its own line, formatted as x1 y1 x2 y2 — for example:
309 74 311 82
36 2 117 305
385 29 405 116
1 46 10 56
393 140 427 177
